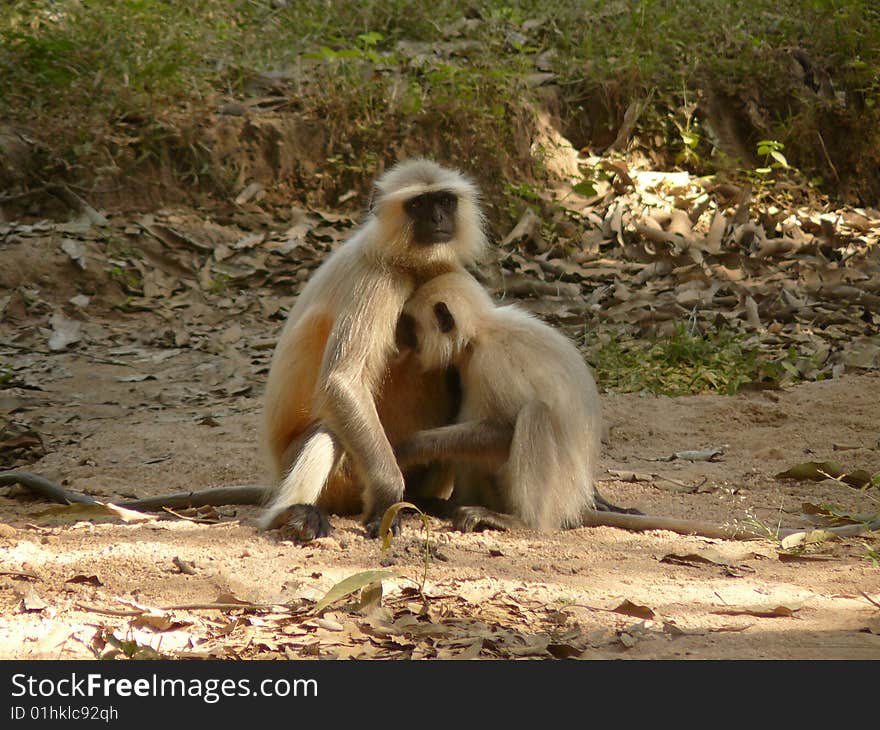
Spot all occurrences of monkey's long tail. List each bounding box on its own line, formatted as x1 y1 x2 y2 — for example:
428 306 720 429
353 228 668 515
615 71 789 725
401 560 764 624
581 508 880 541
0 471 267 511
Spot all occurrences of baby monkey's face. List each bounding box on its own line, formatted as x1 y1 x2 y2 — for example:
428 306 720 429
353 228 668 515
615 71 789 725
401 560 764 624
396 296 460 372
397 271 489 370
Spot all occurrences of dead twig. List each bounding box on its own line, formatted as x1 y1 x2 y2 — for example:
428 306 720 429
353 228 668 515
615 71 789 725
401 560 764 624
74 603 145 617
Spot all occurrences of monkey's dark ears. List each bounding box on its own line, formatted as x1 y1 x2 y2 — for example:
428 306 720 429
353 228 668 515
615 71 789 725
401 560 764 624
395 313 418 350
433 302 456 333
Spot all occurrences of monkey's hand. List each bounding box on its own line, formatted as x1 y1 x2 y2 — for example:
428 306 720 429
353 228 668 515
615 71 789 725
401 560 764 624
362 473 406 538
363 506 402 540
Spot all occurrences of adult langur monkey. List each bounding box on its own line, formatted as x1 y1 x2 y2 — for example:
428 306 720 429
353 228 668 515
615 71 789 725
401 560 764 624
259 159 486 539
394 272 766 538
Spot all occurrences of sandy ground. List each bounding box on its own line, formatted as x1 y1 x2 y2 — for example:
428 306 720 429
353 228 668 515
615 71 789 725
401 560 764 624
1 215 879 660
1 336 878 659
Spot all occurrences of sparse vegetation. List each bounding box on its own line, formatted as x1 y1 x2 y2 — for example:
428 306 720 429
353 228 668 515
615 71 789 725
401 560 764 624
1 1 880 203
588 323 795 396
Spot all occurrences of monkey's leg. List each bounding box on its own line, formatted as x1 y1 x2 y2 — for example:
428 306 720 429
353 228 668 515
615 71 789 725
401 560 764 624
505 400 572 530
259 424 342 540
404 495 526 533
452 505 526 532
395 421 513 470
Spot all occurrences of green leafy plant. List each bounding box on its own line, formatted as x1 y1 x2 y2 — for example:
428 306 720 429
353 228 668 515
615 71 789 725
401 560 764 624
2 1 879 212
862 543 880 568
590 323 799 396
207 272 230 296
755 140 790 175
91 629 164 660
379 501 435 595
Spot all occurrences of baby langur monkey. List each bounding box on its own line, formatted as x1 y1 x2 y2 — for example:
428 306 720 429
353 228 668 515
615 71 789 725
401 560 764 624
394 271 634 532
260 159 485 540
395 273 770 540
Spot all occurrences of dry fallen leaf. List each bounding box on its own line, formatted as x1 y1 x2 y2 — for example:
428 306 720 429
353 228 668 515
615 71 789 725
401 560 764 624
606 469 654 482
611 599 656 620
780 529 840 549
19 585 47 612
47 313 82 351
775 461 873 488
172 557 197 575
131 613 193 632
35 501 156 524
673 446 725 462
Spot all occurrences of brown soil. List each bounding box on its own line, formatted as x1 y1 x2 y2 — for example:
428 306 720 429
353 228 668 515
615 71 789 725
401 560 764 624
1 208 879 661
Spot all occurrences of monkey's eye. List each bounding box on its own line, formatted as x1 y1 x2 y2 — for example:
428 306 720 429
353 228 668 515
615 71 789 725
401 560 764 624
405 195 426 213
436 192 457 210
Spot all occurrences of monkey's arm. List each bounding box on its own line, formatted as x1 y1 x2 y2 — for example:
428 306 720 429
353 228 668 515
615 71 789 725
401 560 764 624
394 421 513 469
320 372 401 494
316 277 411 528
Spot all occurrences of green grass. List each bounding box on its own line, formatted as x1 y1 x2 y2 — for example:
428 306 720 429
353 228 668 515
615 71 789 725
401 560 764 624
588 323 794 396
1 1 878 199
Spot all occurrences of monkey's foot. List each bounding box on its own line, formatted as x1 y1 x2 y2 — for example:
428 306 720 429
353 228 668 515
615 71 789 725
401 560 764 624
453 506 521 532
594 491 643 515
269 504 332 541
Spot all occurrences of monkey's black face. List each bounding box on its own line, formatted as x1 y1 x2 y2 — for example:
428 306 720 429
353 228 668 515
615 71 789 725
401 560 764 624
405 191 458 245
